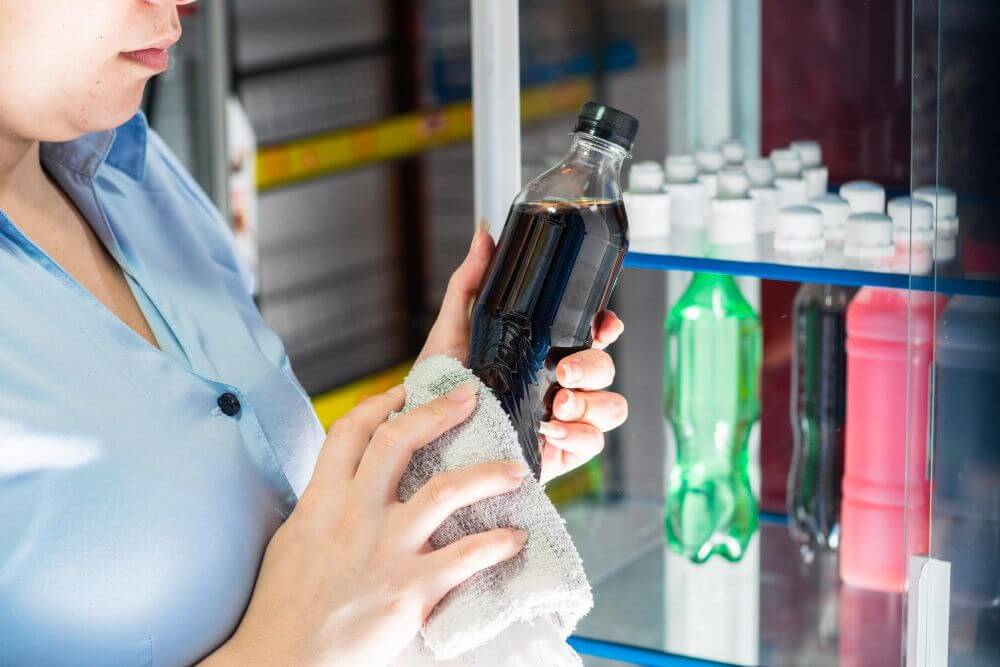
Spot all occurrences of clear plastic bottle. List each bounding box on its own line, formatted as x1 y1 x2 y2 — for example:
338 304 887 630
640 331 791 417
663 272 761 563
787 283 855 557
468 102 638 478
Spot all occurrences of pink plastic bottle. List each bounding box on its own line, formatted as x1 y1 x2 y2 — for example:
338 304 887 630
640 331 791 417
841 287 945 592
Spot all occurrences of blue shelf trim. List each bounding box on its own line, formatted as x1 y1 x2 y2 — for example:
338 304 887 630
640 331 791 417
624 251 1000 298
569 637 736 666
759 510 788 526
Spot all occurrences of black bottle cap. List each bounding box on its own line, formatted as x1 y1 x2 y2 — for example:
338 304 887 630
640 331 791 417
572 102 639 152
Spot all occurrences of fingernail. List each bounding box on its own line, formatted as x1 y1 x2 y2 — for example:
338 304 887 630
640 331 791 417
538 421 567 439
477 218 490 235
560 361 581 384
446 381 477 403
559 390 576 413
512 528 528 545
506 461 530 478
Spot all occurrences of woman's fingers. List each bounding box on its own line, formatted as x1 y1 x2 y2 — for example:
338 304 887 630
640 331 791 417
310 386 407 488
400 460 528 548
420 528 527 610
550 388 628 432
355 382 479 501
555 348 615 391
591 310 624 350
538 422 605 483
539 421 605 460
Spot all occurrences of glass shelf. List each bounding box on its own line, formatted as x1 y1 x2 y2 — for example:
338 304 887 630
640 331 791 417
563 497 999 667
623 231 1000 298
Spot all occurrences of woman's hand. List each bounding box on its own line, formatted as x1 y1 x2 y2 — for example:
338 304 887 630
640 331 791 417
204 384 528 667
420 226 628 485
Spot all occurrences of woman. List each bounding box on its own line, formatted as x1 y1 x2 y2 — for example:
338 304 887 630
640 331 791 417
0 2 628 665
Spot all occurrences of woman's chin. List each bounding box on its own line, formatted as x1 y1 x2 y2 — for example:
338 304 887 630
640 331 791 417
67 84 147 137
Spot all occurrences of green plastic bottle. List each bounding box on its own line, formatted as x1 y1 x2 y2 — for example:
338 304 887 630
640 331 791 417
664 272 761 563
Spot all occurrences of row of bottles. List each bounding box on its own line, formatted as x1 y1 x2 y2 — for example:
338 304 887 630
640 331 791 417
654 139 996 617
624 138 961 277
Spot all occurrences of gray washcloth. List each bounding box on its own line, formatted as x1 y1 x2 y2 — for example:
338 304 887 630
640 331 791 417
393 355 592 665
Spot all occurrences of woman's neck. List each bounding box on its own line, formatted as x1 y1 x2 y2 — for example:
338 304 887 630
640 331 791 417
0 131 49 213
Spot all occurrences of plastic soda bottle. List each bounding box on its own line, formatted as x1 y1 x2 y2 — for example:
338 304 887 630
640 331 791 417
787 283 855 556
663 272 761 563
841 287 944 591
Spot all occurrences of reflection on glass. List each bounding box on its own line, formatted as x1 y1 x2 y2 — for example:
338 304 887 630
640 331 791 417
838 585 904 667
932 296 1000 665
664 539 759 666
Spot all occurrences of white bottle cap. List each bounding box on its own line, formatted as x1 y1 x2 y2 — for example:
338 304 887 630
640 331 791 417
744 158 775 188
710 198 756 245
770 149 802 177
839 180 885 214
790 140 822 168
749 187 779 233
912 185 959 235
719 139 746 164
717 167 751 199
628 161 665 193
623 190 671 239
698 172 718 201
668 181 705 228
935 235 957 262
810 193 850 242
887 196 934 243
775 205 825 255
804 166 828 198
695 149 725 173
844 212 894 258
665 155 699 183
775 177 808 208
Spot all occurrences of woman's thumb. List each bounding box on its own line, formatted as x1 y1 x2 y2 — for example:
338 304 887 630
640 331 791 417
418 222 495 360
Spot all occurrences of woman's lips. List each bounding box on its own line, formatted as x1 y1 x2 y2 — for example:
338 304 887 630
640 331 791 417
121 48 170 71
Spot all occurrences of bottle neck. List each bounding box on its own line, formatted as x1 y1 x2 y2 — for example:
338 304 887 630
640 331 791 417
563 133 628 172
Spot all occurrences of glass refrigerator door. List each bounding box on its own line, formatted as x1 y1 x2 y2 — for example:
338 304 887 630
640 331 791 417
471 1 1000 665
919 2 1000 666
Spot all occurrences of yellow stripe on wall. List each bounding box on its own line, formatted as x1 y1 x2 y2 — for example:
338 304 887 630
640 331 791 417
257 78 593 191
310 361 412 430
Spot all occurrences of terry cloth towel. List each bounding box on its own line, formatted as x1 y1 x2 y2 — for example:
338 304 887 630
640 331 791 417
393 355 593 665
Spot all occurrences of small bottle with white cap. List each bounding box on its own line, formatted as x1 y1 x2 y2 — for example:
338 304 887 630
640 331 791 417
719 138 746 165
695 148 725 219
912 185 959 262
622 161 671 239
790 140 828 199
887 196 934 274
745 157 779 233
810 193 851 245
844 211 894 269
775 205 825 261
771 148 808 209
709 167 756 245
665 155 706 229
839 180 886 214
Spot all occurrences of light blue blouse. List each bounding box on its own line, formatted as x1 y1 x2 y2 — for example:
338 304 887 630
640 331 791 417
0 112 325 665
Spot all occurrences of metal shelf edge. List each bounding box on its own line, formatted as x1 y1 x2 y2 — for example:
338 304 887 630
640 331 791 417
569 636 737 666
624 250 1000 297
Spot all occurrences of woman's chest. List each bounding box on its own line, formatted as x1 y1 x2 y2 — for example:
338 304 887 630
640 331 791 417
0 175 324 666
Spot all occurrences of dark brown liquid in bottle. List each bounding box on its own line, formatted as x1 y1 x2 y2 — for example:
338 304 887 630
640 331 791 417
468 200 628 477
